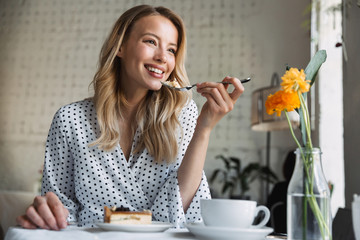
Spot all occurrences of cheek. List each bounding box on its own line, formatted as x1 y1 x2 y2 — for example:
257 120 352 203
168 57 176 72
137 45 153 58
127 45 150 64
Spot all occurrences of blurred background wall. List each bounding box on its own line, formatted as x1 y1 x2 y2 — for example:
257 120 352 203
0 0 310 203
343 0 360 207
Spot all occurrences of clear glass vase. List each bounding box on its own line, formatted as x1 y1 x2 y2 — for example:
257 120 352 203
287 148 332 240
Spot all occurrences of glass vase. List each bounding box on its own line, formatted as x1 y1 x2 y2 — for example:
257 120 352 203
287 148 332 240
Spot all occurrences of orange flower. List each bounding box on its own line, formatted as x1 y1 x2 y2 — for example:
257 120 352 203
281 68 310 93
265 90 300 116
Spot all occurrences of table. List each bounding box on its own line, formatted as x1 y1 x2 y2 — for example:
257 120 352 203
5 226 195 240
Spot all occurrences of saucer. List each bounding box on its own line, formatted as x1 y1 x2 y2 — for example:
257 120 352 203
185 222 273 240
96 221 173 232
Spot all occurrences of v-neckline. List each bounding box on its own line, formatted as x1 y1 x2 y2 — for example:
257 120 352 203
119 127 139 164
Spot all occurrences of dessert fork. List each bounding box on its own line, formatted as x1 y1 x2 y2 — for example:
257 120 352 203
161 77 251 91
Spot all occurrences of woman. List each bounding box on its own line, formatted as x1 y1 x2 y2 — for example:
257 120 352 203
16 5 244 230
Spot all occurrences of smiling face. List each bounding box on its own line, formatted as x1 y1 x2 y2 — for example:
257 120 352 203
117 15 178 97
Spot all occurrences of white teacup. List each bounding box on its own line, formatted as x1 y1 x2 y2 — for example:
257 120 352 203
353 194 360 240
200 199 270 229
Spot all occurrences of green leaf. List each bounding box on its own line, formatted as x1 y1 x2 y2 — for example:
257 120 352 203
222 182 234 194
209 169 222 183
229 157 241 173
249 172 261 183
240 178 249 193
298 50 327 146
243 163 260 175
216 155 230 170
304 50 327 86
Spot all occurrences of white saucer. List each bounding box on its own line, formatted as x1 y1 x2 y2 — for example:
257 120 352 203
96 221 173 232
185 222 273 240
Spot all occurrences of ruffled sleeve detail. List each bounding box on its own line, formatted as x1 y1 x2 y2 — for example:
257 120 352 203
151 171 211 227
150 100 211 227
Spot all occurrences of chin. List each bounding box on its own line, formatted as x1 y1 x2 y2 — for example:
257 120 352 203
147 81 162 91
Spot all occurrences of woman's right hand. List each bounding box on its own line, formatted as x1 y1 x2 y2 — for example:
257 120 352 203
16 192 69 230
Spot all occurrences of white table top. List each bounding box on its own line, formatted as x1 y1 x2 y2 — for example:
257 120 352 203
5 226 195 240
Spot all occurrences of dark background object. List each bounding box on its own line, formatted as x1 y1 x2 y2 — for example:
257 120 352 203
332 208 355 240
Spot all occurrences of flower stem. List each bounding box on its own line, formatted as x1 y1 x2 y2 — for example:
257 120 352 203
284 111 308 165
303 151 332 240
285 110 331 240
284 111 302 153
298 92 313 148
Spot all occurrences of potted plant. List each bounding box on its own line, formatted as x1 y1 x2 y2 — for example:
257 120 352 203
209 155 278 199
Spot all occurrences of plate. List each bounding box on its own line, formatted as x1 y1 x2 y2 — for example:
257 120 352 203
96 221 173 232
185 222 273 240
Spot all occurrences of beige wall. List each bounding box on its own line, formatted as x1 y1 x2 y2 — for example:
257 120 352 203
0 0 310 203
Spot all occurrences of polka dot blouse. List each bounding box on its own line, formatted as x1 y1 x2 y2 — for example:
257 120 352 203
41 98 211 227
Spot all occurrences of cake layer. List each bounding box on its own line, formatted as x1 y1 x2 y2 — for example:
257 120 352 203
104 206 152 225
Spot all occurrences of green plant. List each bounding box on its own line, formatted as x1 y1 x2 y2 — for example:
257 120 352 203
265 50 331 240
209 155 278 198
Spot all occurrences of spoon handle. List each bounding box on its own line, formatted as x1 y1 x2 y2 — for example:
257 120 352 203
221 77 251 84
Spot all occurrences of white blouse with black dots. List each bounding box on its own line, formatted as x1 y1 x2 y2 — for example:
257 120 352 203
41 98 211 227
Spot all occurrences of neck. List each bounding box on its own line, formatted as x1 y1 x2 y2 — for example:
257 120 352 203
121 99 140 123
123 90 147 107
120 79 148 107
118 73 150 120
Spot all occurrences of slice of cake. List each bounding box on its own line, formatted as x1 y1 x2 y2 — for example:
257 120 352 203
104 206 152 225
164 78 181 88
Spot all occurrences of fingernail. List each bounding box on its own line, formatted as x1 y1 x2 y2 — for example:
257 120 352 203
60 221 67 229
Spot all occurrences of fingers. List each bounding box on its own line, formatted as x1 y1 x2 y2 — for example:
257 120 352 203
17 192 68 230
195 76 245 130
200 84 229 109
197 76 244 111
16 215 38 229
227 76 245 100
25 204 51 230
47 192 68 229
197 76 244 101
34 195 60 230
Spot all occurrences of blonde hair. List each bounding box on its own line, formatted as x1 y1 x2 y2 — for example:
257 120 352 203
90 5 191 163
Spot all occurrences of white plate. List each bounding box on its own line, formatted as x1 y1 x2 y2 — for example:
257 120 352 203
185 222 273 240
96 221 173 232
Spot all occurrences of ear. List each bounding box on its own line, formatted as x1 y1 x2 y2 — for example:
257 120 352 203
116 46 123 58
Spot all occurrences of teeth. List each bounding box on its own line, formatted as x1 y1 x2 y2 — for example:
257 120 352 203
146 66 163 74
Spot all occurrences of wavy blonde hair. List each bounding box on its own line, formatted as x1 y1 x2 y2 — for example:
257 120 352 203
90 5 191 163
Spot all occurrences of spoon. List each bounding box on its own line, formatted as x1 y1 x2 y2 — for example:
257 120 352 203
161 77 251 91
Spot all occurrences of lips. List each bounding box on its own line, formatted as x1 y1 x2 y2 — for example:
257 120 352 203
145 65 165 74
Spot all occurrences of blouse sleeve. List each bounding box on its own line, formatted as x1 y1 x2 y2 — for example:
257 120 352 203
41 107 79 222
150 100 211 227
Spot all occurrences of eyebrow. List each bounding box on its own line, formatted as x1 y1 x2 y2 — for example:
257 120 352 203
142 32 178 48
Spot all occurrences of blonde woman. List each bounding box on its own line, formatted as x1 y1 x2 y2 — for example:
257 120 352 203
17 5 244 230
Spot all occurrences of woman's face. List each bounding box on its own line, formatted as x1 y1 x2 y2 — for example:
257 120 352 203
118 15 178 94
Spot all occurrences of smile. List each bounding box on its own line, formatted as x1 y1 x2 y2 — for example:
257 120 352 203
145 65 164 74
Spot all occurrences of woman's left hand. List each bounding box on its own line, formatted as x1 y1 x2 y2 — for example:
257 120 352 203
196 76 245 132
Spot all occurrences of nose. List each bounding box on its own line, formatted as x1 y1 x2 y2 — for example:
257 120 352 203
154 48 167 63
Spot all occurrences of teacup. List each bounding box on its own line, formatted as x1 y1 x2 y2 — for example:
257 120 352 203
200 199 270 229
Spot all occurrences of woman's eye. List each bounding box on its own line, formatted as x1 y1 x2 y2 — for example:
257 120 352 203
145 39 156 45
168 48 176 54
